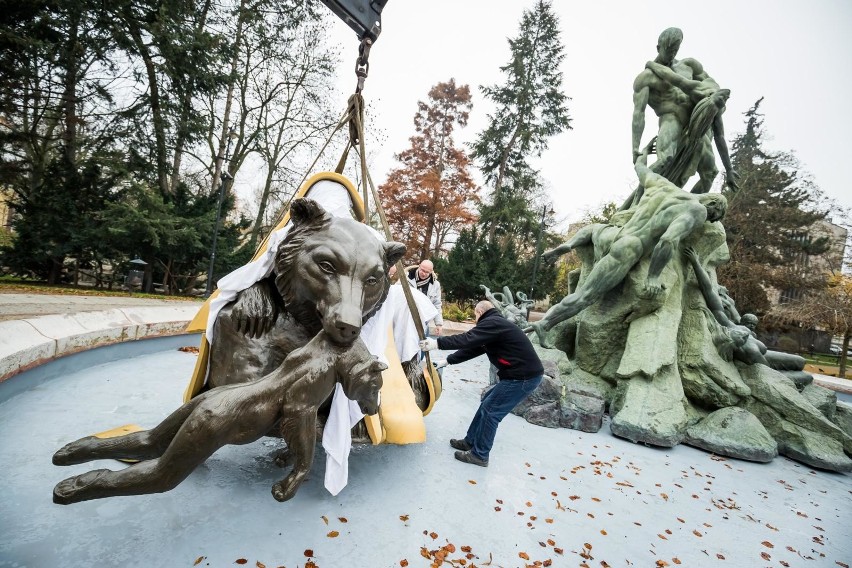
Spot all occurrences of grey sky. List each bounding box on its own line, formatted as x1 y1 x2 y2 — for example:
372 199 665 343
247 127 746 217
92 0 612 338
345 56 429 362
322 0 852 230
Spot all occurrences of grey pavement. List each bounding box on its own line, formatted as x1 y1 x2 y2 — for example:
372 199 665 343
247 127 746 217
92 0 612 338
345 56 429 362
0 293 850 568
0 338 850 567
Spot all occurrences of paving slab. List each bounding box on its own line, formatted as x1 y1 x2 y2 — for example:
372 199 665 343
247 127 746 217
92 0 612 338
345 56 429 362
0 340 849 568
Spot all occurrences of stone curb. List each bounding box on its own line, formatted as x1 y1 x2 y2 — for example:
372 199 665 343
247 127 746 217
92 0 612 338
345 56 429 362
0 305 200 383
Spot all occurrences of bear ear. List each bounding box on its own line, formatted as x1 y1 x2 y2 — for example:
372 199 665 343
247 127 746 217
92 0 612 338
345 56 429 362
383 242 406 268
369 360 388 373
290 198 329 227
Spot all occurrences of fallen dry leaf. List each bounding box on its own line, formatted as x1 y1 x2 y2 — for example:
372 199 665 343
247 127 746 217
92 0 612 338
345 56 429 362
304 550 314 557
399 515 409 522
420 547 430 560
256 563 265 568
235 560 247 565
193 557 205 566
545 518 553 524
661 493 669 501
761 541 774 548
305 562 317 568
584 542 592 550
429 532 438 540
716 553 725 560
338 517 348 523
655 560 669 567
327 531 339 538
692 530 702 537
496 499 503 504
672 559 681 565
321 515 328 525
469 480 477 485
676 518 685 524
761 552 771 560
592 497 601 502
658 534 668 540
526 501 532 507
554 547 564 554
400 560 408 567
569 495 581 501
601 530 607 536
494 506 502 511
547 539 555 546
519 552 530 560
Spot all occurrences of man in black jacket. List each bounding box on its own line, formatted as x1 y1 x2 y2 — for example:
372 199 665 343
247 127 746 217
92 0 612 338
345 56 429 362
419 300 544 467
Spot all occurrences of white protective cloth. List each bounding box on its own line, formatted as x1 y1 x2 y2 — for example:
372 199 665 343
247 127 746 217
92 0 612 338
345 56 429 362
203 179 433 495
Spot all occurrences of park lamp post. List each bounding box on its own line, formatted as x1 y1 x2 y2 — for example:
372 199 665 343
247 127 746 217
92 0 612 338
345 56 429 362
528 203 553 305
205 127 238 297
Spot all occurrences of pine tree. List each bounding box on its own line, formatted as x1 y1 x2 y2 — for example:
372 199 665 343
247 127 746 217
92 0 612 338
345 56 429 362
378 79 479 262
718 99 831 315
469 0 571 243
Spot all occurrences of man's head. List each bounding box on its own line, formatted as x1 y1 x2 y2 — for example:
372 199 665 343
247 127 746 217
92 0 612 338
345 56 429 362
698 193 728 223
474 300 495 322
417 260 434 280
656 27 683 66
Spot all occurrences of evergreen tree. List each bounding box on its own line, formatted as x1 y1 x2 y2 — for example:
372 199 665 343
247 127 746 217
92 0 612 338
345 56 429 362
436 226 558 304
469 0 571 243
718 99 830 315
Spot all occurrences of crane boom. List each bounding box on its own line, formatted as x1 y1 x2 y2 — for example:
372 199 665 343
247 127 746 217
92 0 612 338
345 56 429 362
320 0 388 41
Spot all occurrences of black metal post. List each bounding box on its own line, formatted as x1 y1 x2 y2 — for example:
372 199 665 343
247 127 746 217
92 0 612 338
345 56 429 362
528 204 549 301
205 131 236 296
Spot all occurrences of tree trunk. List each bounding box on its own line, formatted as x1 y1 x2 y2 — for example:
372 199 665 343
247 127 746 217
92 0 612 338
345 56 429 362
61 10 80 169
122 8 170 197
840 332 850 379
169 0 212 193
209 0 248 201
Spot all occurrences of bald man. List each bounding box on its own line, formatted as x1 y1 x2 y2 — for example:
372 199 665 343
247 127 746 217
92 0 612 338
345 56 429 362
419 300 544 467
406 259 443 335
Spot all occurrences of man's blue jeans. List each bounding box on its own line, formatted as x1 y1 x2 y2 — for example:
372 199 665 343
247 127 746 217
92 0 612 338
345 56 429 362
464 375 543 461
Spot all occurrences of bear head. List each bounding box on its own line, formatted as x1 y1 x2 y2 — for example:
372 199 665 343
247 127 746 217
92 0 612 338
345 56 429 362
274 198 406 345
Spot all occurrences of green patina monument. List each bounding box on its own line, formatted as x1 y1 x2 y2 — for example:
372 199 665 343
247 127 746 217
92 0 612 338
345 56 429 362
527 27 852 472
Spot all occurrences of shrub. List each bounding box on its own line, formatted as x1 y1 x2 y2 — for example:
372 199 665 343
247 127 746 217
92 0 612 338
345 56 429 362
442 302 475 322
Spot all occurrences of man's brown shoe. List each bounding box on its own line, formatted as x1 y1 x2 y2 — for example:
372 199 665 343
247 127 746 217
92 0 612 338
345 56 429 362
454 450 488 467
450 438 472 451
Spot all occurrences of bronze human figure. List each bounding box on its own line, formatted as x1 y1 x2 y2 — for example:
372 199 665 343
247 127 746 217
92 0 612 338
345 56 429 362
52 332 386 505
528 141 727 347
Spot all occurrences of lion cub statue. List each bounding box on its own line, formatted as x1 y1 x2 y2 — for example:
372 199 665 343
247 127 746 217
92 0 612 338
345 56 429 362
52 331 386 505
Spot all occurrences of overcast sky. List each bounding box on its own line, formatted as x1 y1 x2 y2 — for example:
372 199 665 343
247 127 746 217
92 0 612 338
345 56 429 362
317 0 852 231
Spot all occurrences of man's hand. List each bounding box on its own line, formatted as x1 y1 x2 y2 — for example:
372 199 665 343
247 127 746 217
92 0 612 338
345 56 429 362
434 325 443 336
541 247 563 264
682 246 699 263
433 359 448 369
419 338 438 352
725 169 741 191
